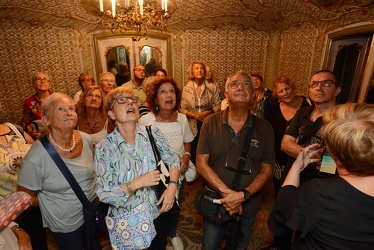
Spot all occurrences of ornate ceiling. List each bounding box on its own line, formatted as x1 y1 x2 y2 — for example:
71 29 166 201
0 0 373 33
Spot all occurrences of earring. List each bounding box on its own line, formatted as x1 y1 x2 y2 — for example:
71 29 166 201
156 105 159 111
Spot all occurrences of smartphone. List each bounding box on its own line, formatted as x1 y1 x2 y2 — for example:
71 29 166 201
318 151 336 177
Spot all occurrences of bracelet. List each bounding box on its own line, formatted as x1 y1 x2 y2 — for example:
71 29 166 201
12 227 23 234
126 181 134 194
169 180 178 186
184 152 191 157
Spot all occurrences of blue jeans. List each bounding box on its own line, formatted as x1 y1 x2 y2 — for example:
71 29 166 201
202 215 257 250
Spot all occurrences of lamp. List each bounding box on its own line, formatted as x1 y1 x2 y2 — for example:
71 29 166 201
98 0 170 39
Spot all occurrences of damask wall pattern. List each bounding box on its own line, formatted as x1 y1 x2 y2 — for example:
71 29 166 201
182 26 269 93
278 23 319 96
0 20 83 124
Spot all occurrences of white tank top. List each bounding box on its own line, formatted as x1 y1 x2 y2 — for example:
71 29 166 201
89 119 109 144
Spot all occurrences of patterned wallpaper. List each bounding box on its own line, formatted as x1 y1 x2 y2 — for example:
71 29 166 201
0 20 92 124
180 26 269 95
0 16 372 124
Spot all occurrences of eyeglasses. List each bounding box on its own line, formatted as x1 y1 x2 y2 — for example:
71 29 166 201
134 68 146 73
225 149 251 175
230 81 252 89
309 80 335 88
111 96 139 109
35 77 50 82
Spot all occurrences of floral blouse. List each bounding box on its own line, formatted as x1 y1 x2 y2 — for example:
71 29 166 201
0 125 31 200
94 124 180 218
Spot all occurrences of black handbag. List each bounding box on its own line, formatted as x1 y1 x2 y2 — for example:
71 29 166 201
40 135 108 250
194 185 233 225
145 125 180 213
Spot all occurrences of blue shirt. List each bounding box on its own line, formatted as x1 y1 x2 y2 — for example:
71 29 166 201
94 124 180 218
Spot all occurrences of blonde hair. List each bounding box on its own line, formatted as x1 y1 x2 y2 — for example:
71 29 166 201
322 103 374 176
106 87 135 111
187 61 206 80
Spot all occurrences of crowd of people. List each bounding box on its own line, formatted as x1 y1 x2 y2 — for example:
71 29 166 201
0 61 373 250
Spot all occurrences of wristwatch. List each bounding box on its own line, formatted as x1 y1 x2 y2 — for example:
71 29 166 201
242 189 251 201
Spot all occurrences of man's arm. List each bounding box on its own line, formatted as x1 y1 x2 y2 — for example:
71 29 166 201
244 162 274 196
281 134 304 158
196 153 230 193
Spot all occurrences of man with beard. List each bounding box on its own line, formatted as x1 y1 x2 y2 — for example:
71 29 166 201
123 64 147 105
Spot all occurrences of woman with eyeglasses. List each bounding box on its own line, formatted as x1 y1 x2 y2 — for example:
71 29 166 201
94 87 180 249
21 72 53 140
76 86 115 146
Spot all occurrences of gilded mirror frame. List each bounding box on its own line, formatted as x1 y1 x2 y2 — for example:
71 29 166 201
91 31 173 81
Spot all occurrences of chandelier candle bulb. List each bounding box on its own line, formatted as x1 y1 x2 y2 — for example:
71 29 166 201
139 0 144 15
111 0 116 17
98 0 172 39
99 0 103 12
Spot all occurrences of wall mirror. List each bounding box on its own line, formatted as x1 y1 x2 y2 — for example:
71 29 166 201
140 45 162 76
92 32 172 80
324 27 374 103
106 45 130 75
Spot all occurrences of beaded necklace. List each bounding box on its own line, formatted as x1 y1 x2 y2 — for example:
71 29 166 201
49 133 76 153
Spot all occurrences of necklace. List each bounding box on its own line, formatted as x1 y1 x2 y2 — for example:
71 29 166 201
87 121 98 132
49 133 76 153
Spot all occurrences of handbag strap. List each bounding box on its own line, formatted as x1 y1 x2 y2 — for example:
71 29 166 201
231 115 256 190
39 135 91 208
145 126 162 170
5 122 26 144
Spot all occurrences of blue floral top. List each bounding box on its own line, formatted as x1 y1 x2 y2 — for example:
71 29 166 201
94 124 180 219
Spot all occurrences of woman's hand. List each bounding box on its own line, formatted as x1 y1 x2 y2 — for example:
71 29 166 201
179 155 190 173
138 170 161 188
157 183 177 213
12 227 32 250
195 110 213 122
294 143 323 172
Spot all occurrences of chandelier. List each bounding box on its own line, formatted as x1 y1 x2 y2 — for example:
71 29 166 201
98 0 171 39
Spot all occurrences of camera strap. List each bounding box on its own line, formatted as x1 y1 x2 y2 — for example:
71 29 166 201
231 115 256 190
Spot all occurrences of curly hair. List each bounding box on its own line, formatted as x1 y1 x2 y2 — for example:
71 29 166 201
322 103 374 176
146 77 182 114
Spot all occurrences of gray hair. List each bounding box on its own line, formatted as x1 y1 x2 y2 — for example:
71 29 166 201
224 70 255 91
42 93 74 117
32 71 50 82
